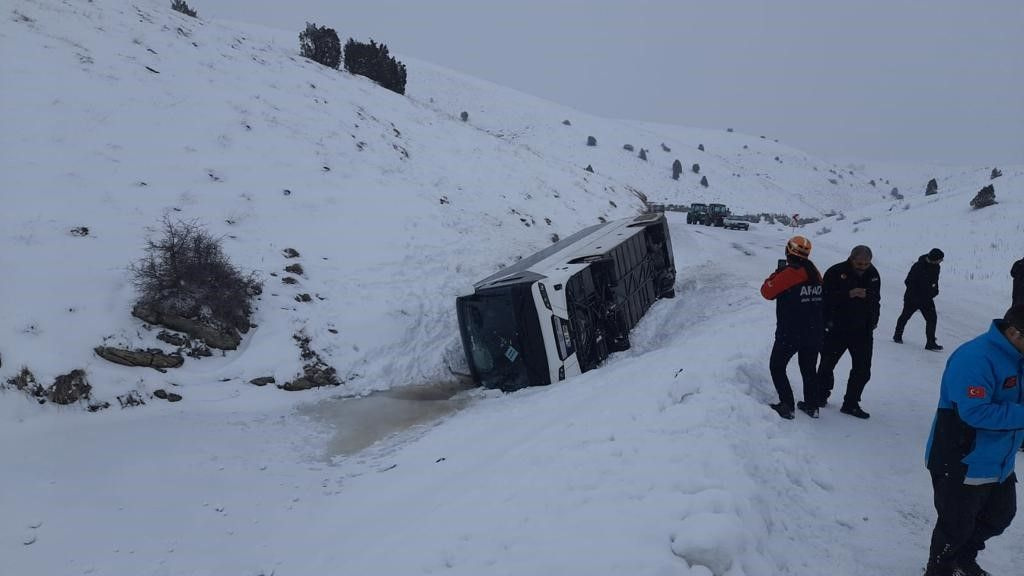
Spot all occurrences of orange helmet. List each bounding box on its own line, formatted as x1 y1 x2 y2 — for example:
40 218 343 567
786 235 812 258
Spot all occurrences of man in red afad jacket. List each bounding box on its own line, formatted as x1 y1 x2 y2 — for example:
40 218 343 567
761 236 824 420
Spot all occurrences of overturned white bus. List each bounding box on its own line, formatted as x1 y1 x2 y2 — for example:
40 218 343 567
456 213 676 391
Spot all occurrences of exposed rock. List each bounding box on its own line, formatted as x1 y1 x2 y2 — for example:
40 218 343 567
117 390 146 408
187 344 212 358
279 332 340 391
970 184 997 209
94 346 184 369
152 389 183 402
249 376 275 387
132 305 241 350
282 248 300 258
156 331 189 347
284 263 304 275
279 378 317 392
49 369 91 405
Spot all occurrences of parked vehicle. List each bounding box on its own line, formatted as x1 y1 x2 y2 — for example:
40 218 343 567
686 203 708 224
705 203 730 226
723 217 749 231
456 214 676 391
688 202 731 226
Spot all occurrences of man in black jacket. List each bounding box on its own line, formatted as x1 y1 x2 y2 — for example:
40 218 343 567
1012 257 1024 307
894 248 944 351
816 245 880 418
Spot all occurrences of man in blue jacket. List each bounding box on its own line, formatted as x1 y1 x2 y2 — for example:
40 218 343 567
923 305 1024 576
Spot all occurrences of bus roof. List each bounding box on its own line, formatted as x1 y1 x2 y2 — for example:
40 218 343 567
474 213 664 290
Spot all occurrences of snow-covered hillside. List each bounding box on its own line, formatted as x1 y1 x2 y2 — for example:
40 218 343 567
2 1 1022 575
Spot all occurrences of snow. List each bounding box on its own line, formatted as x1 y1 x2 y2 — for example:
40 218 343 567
1 1 1022 575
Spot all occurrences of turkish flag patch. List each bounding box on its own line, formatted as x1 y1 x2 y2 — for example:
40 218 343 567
1004 376 1018 389
967 386 987 399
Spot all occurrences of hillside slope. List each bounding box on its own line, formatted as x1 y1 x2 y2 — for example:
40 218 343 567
1 0 1019 404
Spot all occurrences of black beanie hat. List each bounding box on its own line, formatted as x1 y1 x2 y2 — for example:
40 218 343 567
1006 305 1024 331
928 248 944 261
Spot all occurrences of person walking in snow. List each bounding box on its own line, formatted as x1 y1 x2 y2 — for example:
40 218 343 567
894 248 944 350
923 304 1024 576
1011 256 1024 307
816 245 880 419
760 235 824 419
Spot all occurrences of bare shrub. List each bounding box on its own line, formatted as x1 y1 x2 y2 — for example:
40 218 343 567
5 367 46 402
130 217 261 334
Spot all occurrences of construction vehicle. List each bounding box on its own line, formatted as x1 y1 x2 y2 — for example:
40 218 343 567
706 203 731 226
688 202 731 226
686 203 708 224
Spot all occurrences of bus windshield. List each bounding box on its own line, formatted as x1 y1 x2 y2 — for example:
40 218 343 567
457 290 531 391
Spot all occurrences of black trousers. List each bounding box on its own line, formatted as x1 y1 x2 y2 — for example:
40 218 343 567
817 329 873 406
928 472 1017 564
769 339 819 408
894 297 937 343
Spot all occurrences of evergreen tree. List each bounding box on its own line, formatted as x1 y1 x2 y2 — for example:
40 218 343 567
343 38 407 95
925 177 938 196
299 23 341 69
171 0 197 17
672 159 682 180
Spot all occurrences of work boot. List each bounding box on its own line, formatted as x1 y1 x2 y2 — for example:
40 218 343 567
840 403 871 419
925 341 944 351
796 401 819 418
769 402 795 420
955 557 991 576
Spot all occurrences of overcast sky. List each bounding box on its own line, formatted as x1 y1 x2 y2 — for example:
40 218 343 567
200 0 1023 166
